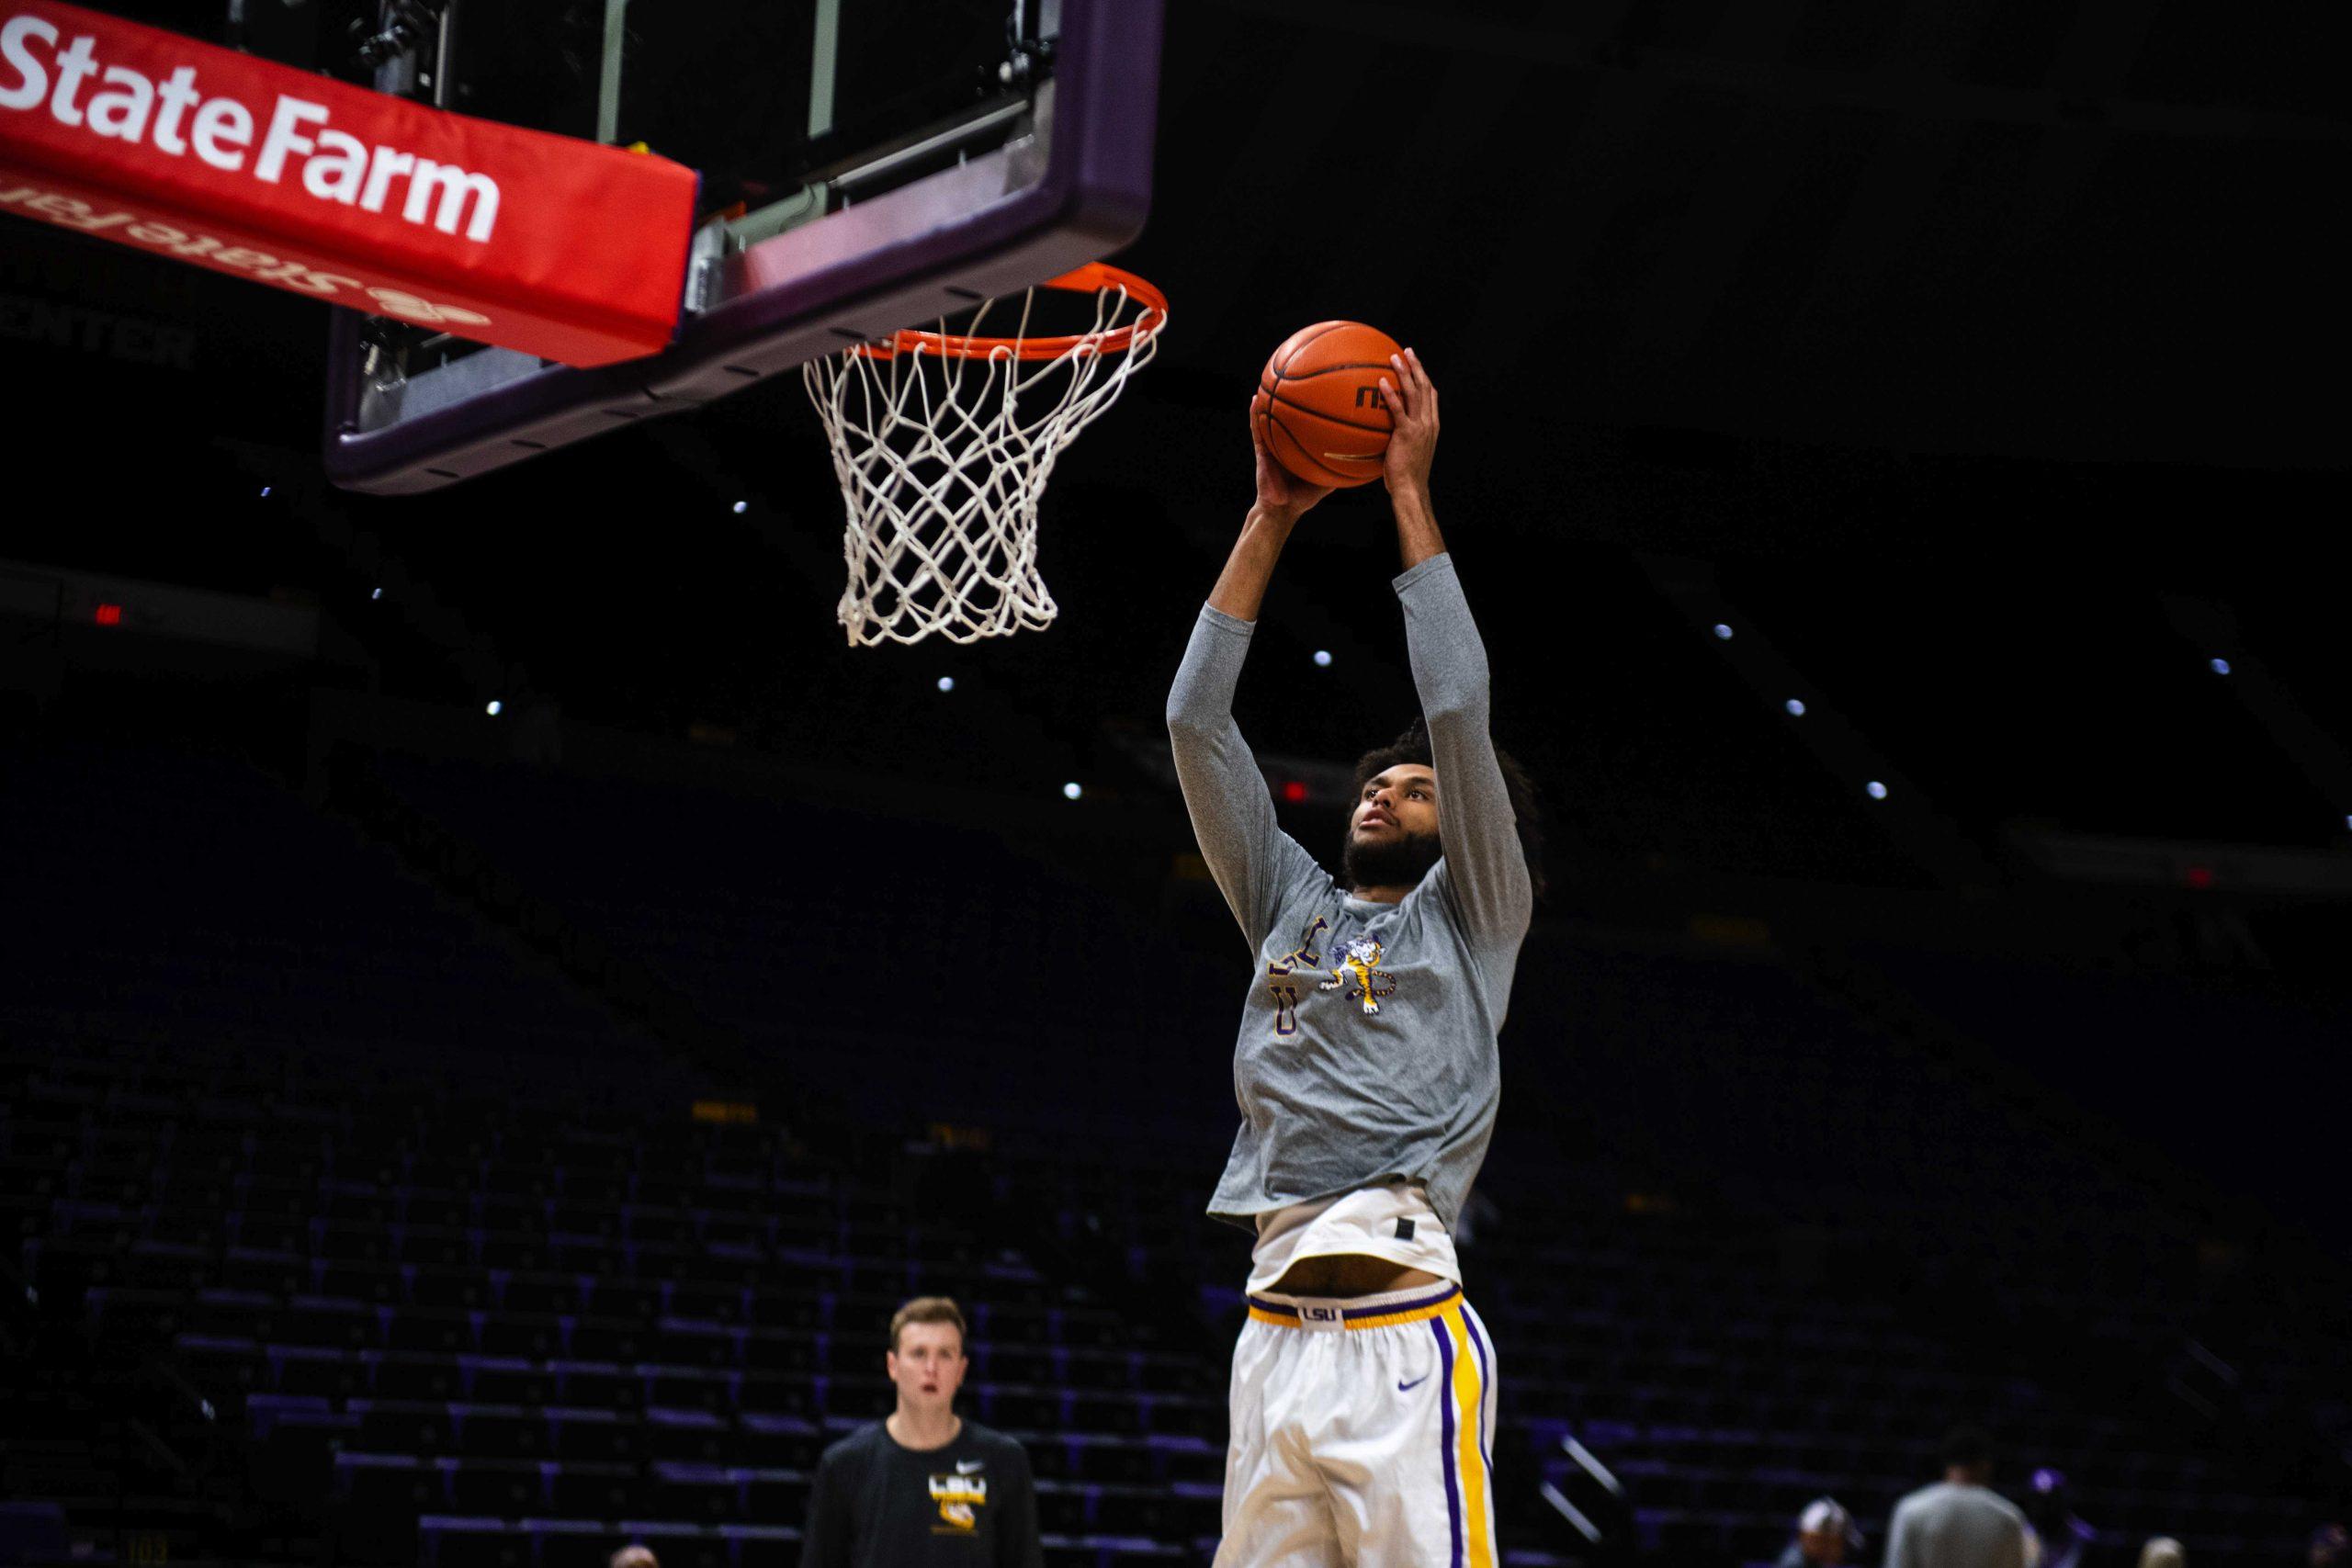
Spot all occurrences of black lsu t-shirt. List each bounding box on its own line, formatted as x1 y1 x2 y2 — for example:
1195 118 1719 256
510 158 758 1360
800 1420 1043 1568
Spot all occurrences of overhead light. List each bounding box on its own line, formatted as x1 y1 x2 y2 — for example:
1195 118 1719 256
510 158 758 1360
2209 657 2231 675
936 677 956 693
369 587 382 601
1062 782 1082 800
1712 624 1733 640
1784 698 1806 716
1865 781 1888 800
732 501 748 514
1313 650 1333 668
486 700 503 716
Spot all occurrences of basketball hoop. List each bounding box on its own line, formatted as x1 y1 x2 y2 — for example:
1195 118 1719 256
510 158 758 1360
803 263 1167 647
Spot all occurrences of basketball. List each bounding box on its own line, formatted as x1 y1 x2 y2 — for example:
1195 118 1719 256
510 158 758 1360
1252 321 1406 490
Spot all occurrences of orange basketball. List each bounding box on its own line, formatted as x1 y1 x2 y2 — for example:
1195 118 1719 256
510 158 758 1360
1251 321 1404 490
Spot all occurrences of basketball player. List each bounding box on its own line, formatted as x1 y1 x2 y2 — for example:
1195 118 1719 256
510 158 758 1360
1166 349 1539 1567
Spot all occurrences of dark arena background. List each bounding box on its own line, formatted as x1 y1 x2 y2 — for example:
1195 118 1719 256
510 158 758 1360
5 2 2351 1567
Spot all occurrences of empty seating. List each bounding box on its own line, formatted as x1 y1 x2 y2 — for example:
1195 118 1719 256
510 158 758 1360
6 732 2345 1568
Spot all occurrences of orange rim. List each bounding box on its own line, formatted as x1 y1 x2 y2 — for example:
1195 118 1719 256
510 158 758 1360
860 262 1167 361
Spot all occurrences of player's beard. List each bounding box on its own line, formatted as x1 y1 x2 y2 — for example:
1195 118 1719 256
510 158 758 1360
1341 826 1443 892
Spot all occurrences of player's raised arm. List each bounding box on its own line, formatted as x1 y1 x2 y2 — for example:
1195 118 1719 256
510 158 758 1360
1164 413 1333 949
1381 350 1535 942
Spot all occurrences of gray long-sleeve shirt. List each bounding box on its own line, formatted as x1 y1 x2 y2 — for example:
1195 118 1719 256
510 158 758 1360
1884 1483 2030 1568
1165 552 1533 1232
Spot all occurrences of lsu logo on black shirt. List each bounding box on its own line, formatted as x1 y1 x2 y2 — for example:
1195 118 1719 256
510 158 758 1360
929 1465 988 1533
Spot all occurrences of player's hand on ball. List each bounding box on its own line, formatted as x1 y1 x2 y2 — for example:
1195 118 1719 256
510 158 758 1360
1379 349 1438 499
1252 406 1332 525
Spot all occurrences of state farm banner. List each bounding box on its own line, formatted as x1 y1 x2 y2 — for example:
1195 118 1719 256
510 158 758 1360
0 2 697 367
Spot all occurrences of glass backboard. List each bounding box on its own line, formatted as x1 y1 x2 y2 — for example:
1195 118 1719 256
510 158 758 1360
312 0 1161 493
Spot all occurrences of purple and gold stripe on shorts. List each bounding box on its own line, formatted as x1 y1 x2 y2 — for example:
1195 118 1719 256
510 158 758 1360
1430 1298 1496 1568
1243 1281 1462 1330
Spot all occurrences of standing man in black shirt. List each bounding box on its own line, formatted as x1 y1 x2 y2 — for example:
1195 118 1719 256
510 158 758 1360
801 1296 1045 1568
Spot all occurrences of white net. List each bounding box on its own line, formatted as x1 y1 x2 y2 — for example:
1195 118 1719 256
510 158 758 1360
802 275 1164 647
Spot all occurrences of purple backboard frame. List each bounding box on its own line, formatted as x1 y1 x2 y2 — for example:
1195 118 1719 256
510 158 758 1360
322 0 1161 495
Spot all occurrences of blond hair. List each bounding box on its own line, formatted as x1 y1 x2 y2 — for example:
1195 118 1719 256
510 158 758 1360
888 1295 967 1353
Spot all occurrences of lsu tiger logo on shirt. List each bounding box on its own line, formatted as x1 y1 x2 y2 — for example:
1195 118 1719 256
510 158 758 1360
929 1471 988 1532
1320 935 1396 1015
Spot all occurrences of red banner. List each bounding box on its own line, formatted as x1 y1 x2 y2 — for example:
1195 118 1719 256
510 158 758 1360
0 2 696 367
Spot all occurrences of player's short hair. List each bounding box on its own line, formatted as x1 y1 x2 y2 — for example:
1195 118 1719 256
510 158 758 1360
1351 718 1547 898
888 1296 967 1354
1939 1426 1996 1470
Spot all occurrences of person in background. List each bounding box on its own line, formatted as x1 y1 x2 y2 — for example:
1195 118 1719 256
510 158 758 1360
610 1549 660 1568
801 1296 1044 1568
2023 1466 2096 1568
1885 1427 2030 1568
1775 1496 1860 1568
2138 1539 2185 1568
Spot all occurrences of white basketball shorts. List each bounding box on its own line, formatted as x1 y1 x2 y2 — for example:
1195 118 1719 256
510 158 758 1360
1215 1281 1498 1568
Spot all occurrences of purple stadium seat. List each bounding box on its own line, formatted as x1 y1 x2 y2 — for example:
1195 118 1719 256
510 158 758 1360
544 1461 642 1519
735 1413 821 1468
498 1275 584 1315
721 1524 801 1568
418 1516 526 1568
643 1405 729 1463
531 1518 617 1568
450 1404 545 1460
537 1407 629 1463
0 1502 69 1564
447 1459 545 1516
